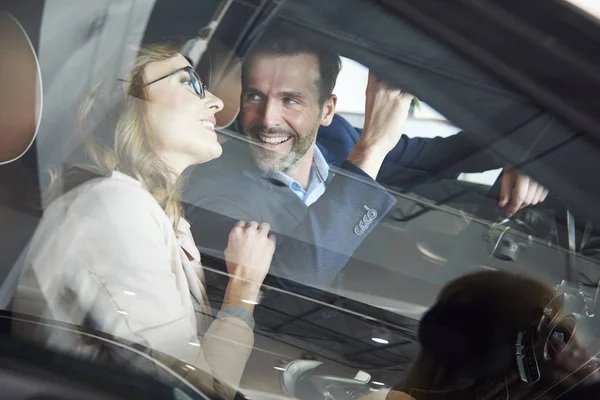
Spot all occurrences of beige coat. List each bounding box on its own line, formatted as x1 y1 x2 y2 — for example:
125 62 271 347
12 171 253 397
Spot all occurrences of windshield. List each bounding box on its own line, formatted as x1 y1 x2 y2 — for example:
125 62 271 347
2 0 600 399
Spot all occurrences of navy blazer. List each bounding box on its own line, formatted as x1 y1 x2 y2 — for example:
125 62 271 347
183 114 502 290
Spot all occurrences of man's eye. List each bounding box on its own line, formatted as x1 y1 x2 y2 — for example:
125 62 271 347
244 93 261 101
284 98 299 105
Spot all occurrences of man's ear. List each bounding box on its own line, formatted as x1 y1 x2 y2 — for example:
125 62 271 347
319 94 337 127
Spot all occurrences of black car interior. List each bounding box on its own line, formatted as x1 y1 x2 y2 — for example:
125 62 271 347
2 0 600 398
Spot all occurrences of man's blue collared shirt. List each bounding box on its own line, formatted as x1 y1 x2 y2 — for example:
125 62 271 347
268 145 329 206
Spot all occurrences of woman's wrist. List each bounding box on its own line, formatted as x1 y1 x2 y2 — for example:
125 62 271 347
223 279 261 312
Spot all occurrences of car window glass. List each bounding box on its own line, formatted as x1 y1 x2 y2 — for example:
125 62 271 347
3 1 600 399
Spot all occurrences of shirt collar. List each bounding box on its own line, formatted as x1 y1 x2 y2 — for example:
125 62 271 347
176 217 201 262
312 144 330 183
267 145 330 189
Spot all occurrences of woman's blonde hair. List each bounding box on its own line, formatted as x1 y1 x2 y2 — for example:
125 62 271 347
51 43 187 228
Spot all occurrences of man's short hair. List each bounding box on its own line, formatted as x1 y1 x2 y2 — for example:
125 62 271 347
242 31 342 106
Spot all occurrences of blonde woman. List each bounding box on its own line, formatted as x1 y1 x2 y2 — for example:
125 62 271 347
12 43 275 397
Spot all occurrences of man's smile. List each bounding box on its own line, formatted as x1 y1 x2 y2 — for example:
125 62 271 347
257 134 292 145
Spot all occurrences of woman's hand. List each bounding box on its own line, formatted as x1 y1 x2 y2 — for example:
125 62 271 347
223 221 276 310
225 221 276 283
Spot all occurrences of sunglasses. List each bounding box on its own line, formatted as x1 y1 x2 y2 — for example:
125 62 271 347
120 66 208 99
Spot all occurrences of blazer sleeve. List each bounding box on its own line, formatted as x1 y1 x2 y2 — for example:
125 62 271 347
317 114 504 186
17 181 252 397
377 130 505 185
185 162 397 290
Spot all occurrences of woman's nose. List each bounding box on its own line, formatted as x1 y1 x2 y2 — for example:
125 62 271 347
205 90 224 113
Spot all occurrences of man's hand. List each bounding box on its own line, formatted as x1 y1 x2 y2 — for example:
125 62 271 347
348 72 413 180
499 168 549 217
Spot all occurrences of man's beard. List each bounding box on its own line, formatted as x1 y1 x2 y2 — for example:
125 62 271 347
246 125 318 174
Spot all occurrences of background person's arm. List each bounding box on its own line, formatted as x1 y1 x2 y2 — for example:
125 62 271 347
322 115 548 216
318 117 505 183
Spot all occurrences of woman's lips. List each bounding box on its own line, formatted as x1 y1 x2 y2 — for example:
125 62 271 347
200 120 215 130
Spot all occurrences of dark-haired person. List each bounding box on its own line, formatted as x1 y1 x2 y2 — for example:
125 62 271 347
390 271 600 399
183 34 548 289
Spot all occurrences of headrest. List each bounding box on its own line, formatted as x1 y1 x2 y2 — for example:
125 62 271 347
0 11 43 165
196 39 242 130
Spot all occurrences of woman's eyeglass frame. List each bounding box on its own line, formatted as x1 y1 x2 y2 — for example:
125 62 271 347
119 66 208 99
